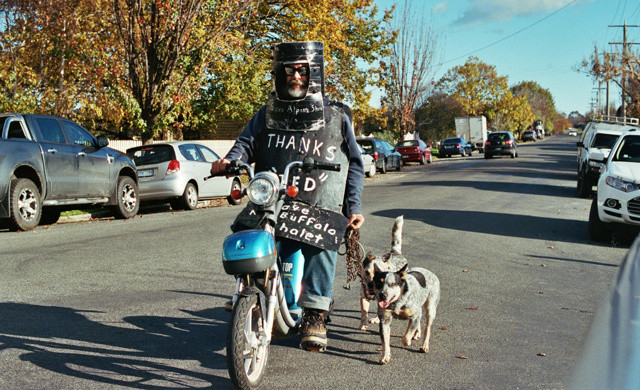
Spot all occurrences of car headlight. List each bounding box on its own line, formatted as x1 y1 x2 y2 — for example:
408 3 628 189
247 171 280 206
605 176 639 193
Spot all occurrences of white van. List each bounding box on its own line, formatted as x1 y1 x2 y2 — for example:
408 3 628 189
576 116 639 198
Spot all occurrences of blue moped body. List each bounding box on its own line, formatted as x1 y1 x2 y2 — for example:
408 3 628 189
222 230 276 274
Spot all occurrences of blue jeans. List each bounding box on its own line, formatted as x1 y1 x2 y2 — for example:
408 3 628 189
278 238 337 312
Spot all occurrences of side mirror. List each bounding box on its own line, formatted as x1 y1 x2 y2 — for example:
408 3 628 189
96 135 110 148
577 141 584 148
589 151 606 164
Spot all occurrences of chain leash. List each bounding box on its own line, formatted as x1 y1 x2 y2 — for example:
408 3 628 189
339 227 365 290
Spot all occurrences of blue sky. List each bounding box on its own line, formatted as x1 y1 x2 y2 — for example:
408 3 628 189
371 0 640 115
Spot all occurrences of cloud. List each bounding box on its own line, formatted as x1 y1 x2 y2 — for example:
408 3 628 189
432 2 449 14
452 0 589 27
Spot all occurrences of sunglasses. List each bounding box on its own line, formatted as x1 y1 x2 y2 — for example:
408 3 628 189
284 66 309 76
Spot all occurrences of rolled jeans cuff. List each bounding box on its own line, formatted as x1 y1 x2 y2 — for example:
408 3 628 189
298 294 333 312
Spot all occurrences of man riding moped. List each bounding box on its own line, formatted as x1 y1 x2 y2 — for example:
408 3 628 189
210 41 365 352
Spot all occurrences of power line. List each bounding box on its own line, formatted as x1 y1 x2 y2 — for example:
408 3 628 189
437 0 579 66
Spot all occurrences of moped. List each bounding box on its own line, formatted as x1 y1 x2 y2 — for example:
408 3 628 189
208 157 340 390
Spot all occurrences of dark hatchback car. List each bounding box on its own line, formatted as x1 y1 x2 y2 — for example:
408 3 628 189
484 131 518 159
439 137 472 158
356 137 402 173
522 129 537 142
395 139 432 165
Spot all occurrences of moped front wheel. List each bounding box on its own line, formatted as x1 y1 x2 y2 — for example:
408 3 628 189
227 294 269 390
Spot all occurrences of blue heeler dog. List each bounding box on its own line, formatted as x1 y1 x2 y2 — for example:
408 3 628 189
371 218 441 365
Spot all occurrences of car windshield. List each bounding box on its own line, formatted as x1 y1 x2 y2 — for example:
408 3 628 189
488 133 510 141
592 133 620 149
358 141 373 151
127 145 176 166
396 140 418 147
443 138 460 145
613 136 640 162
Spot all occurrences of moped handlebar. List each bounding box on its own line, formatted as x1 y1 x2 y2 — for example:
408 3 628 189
204 160 254 181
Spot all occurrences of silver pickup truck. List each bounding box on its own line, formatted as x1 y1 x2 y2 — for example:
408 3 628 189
0 113 139 231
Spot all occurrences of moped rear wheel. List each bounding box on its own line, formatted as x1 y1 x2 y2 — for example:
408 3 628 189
227 294 269 390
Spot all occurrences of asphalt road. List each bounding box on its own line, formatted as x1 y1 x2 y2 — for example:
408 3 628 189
0 135 631 390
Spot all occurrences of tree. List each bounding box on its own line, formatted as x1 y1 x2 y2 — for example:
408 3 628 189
511 81 557 133
435 56 509 117
381 0 441 137
415 92 464 142
490 91 533 134
581 45 640 118
112 0 257 143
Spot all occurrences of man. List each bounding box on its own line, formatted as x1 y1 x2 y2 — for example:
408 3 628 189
211 41 364 352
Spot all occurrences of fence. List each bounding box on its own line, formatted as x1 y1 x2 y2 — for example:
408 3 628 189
108 139 236 158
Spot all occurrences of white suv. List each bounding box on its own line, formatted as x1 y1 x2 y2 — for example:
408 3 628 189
576 116 639 198
588 128 640 241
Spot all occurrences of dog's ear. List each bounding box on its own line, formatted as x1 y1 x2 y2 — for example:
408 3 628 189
373 262 383 274
363 252 375 266
397 263 409 276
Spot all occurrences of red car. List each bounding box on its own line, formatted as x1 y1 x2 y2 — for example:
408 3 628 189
395 139 432 165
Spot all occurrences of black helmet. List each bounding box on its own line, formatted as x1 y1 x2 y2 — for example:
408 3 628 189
266 41 325 131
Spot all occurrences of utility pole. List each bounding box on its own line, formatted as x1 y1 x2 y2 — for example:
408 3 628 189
609 21 640 119
592 84 605 115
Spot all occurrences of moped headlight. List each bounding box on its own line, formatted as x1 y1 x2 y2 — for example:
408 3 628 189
605 176 639 193
247 171 280 206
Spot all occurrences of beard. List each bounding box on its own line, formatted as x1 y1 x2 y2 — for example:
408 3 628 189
287 80 308 99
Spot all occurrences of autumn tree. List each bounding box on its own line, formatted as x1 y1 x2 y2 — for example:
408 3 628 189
415 92 464 142
581 45 640 118
511 81 558 133
435 56 510 117
381 0 441 137
489 91 533 134
112 0 258 143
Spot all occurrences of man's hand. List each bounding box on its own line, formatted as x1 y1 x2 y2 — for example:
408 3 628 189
347 214 365 230
210 158 230 176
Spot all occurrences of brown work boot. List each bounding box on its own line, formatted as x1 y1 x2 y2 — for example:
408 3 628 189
300 308 328 352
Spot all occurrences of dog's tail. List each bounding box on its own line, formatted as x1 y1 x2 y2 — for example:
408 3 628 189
391 215 403 255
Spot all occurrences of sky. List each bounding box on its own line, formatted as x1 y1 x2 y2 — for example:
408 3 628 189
371 0 640 116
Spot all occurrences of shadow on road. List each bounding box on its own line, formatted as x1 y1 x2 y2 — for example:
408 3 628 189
399 179 577 198
372 208 589 244
0 301 234 389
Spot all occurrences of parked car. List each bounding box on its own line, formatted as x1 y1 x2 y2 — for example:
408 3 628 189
358 144 377 178
568 128 578 136
126 142 241 210
588 128 640 241
484 131 518 159
356 137 402 173
521 129 537 142
395 139 432 165
0 113 139 231
439 137 472 158
576 116 638 198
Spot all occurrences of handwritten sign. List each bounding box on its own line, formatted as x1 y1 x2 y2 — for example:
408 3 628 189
276 200 348 252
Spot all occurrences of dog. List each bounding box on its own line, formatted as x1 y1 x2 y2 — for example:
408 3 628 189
359 216 408 331
372 245 440 364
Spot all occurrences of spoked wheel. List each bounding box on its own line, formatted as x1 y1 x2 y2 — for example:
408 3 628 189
227 294 269 390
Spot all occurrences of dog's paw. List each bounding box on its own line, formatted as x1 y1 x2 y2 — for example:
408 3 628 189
413 330 421 340
379 354 390 365
402 335 412 347
419 346 430 353
369 317 380 324
359 323 368 331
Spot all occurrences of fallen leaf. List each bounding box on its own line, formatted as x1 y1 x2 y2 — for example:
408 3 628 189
541 264 546 267
537 353 547 357
462 269 470 273
548 246 555 249
456 355 468 360
538 291 544 295
441 326 448 330
468 307 479 311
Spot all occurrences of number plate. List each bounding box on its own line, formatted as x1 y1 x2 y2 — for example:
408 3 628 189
138 169 154 178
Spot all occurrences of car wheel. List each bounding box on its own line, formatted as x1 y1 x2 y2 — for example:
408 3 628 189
366 162 376 177
227 178 242 205
380 159 387 174
588 198 611 242
39 207 61 225
510 151 515 158
112 176 139 219
8 178 41 231
177 182 198 210
396 159 402 171
419 155 425 165
577 172 593 198
484 153 492 159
